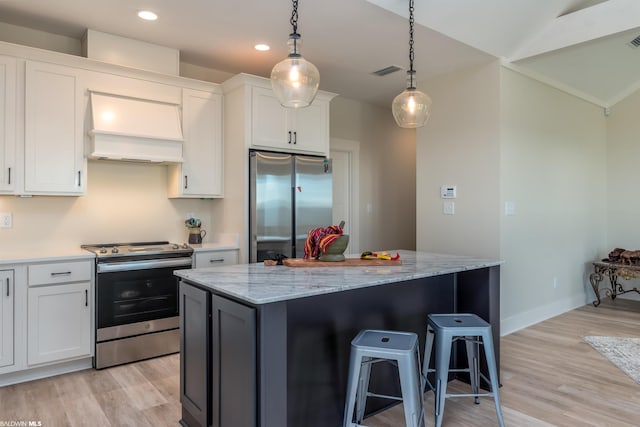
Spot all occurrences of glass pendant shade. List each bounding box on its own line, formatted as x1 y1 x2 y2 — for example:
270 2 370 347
271 35 320 108
392 0 431 128
392 87 432 129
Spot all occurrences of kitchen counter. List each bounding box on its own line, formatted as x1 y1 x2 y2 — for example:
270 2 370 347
0 247 95 265
174 250 501 304
177 250 502 427
0 235 240 266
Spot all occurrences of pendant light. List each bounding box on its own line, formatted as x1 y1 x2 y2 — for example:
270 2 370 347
392 0 432 128
271 0 320 108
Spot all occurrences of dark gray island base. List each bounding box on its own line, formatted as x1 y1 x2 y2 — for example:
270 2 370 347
175 251 501 427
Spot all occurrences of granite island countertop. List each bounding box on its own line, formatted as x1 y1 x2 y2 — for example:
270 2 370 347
174 250 502 305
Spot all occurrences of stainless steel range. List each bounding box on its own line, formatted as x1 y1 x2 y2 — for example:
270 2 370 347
82 241 193 369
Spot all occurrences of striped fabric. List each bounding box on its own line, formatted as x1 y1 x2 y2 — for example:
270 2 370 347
303 224 344 259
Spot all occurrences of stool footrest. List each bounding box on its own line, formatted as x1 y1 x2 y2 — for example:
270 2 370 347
366 392 403 401
445 392 496 399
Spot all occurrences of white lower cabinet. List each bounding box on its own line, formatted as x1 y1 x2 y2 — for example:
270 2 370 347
27 281 91 366
0 270 14 368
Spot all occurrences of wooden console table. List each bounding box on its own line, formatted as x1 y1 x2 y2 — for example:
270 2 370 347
589 261 640 306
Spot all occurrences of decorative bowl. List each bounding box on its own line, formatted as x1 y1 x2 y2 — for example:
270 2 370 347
319 235 350 262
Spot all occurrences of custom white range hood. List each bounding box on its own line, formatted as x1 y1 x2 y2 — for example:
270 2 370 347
88 92 184 163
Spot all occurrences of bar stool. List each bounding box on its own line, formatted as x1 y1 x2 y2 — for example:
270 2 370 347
343 329 425 427
422 314 505 427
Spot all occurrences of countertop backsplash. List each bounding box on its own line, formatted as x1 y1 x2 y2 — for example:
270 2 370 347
0 161 224 252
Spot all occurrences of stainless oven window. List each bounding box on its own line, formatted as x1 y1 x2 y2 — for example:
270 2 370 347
96 265 180 329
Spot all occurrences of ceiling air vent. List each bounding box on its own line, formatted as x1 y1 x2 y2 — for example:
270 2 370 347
371 65 403 77
628 35 640 49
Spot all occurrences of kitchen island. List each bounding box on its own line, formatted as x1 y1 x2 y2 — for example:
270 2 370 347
175 250 501 427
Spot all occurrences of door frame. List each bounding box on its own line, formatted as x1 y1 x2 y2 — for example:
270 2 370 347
330 138 360 254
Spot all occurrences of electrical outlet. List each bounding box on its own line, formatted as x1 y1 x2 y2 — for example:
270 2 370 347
0 212 12 228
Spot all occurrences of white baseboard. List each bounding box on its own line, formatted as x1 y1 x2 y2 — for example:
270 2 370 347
501 292 588 336
0 357 92 387
619 292 640 301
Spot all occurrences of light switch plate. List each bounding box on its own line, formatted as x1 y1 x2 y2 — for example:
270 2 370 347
0 212 12 228
443 202 455 215
505 201 516 216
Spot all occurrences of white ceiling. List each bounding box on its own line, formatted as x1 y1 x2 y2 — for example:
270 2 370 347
0 0 639 107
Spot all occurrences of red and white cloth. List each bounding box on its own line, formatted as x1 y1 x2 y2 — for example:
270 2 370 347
303 224 344 259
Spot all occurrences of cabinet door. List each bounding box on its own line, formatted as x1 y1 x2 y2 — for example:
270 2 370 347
0 270 13 368
24 61 86 195
251 86 289 150
193 250 239 268
27 282 91 365
179 283 210 427
0 56 16 193
169 89 223 198
211 294 256 427
293 98 329 155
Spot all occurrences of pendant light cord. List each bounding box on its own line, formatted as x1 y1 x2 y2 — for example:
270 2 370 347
290 0 299 34
289 0 300 55
408 0 415 89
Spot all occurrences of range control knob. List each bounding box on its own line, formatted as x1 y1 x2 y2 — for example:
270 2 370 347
172 243 179 249
182 243 190 249
99 247 107 254
111 247 119 254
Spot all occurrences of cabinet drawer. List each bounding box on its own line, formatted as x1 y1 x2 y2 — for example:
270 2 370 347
194 250 238 268
28 261 92 286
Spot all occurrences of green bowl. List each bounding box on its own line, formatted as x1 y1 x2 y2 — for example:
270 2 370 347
318 235 350 262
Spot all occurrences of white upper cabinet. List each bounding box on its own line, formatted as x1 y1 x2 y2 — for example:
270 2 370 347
168 88 223 198
250 85 332 155
24 60 86 195
0 55 16 194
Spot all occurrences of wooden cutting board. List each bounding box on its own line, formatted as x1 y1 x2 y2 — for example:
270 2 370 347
264 258 402 267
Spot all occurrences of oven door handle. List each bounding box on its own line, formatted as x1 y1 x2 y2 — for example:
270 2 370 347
97 257 193 273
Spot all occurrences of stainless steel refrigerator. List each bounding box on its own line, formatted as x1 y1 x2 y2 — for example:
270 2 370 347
250 150 333 263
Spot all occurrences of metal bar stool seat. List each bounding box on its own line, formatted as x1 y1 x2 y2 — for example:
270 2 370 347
422 313 505 427
343 329 425 427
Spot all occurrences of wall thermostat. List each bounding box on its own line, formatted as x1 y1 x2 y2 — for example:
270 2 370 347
441 185 457 199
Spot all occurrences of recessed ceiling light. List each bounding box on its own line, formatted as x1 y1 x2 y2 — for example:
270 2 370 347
254 44 270 52
138 10 158 21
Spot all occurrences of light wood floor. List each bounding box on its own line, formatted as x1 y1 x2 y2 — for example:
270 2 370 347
1 300 639 426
